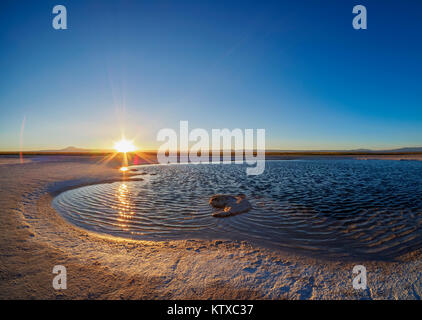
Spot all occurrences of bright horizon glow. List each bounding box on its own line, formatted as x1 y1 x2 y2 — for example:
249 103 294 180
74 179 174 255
114 139 136 153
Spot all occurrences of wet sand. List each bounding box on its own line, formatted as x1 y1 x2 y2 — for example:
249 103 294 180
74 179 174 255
0 157 422 299
0 158 32 165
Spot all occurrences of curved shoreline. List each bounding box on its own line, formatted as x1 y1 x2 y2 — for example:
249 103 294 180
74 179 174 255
1 158 422 299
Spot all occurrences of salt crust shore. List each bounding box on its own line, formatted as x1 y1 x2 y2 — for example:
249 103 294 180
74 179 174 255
0 158 422 299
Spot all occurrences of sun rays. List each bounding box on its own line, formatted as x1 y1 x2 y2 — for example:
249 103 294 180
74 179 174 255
95 135 155 169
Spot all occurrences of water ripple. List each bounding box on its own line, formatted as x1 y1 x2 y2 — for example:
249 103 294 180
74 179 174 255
52 160 422 260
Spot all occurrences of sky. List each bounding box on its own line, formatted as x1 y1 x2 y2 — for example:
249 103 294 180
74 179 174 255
0 0 421 151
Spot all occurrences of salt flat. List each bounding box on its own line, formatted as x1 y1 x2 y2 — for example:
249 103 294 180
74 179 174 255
0 156 421 299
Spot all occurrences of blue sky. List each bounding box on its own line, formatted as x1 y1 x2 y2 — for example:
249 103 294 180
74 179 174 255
0 0 421 151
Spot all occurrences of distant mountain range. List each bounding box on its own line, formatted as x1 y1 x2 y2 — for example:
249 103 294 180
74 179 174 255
266 147 422 153
33 146 422 153
383 147 422 153
36 146 112 153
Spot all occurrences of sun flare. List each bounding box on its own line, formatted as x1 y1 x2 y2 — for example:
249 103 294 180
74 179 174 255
114 138 136 153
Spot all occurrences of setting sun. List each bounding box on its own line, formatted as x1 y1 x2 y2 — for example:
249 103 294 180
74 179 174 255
114 138 136 153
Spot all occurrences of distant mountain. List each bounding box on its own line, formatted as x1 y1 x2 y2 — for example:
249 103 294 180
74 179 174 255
36 146 110 153
266 147 422 153
385 147 422 153
31 146 422 154
347 147 422 153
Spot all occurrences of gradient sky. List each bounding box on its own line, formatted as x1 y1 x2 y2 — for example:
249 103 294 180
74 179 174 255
0 0 421 151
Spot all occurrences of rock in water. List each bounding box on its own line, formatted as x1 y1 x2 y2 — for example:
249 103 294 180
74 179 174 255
209 195 237 208
209 194 252 217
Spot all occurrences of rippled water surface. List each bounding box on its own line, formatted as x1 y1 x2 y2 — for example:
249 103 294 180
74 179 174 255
52 160 422 260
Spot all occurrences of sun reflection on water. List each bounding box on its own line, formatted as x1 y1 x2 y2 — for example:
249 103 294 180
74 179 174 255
113 183 134 228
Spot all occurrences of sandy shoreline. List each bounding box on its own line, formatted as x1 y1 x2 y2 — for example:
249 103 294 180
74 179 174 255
1 157 422 299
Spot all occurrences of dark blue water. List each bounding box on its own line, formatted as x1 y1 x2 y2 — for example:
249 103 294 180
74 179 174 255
52 160 422 260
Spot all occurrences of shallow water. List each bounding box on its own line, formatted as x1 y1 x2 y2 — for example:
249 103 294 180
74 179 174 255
52 160 422 260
